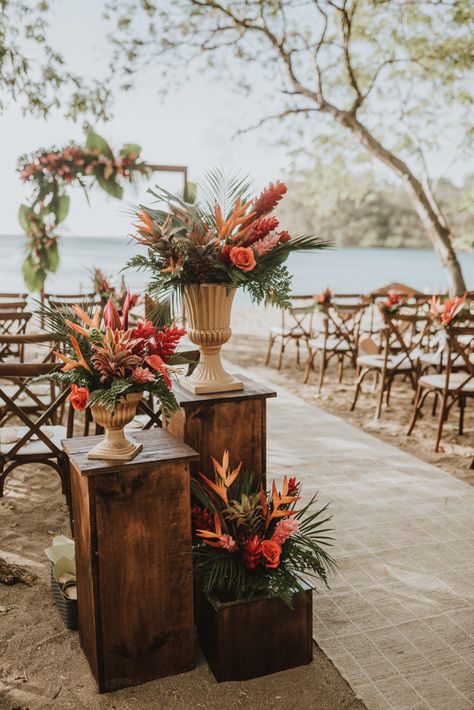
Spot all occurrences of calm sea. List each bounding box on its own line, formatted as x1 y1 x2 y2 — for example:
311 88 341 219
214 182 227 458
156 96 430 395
1 235 474 308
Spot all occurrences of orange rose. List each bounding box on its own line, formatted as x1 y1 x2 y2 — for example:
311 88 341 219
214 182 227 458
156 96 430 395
68 384 90 411
229 246 256 272
261 539 281 569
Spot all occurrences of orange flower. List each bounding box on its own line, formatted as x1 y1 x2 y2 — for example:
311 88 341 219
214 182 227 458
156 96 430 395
54 335 91 373
145 354 171 388
261 540 281 569
265 476 300 529
230 246 256 272
133 209 155 236
68 384 90 411
65 304 100 338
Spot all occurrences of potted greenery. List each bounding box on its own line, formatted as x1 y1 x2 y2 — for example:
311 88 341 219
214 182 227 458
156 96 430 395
191 451 335 681
39 294 185 459
129 169 328 394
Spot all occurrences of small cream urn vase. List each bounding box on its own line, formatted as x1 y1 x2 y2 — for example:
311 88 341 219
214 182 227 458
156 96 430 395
182 284 243 395
88 392 143 460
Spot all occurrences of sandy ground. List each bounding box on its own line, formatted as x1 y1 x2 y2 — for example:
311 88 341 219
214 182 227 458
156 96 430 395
226 328 474 486
0 463 364 710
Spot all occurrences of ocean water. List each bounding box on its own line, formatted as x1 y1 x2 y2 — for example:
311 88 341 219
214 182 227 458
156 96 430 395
1 235 473 307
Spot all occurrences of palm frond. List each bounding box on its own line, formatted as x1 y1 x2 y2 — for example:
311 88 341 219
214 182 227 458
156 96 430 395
198 167 253 221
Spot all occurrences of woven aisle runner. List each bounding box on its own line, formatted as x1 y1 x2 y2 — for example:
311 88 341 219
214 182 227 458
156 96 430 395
248 367 474 710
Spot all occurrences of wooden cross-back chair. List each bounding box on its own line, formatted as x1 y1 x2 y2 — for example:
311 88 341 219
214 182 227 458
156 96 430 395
407 318 474 451
0 300 28 312
265 295 315 370
351 309 431 419
0 361 71 497
303 302 365 391
0 312 33 359
0 333 61 425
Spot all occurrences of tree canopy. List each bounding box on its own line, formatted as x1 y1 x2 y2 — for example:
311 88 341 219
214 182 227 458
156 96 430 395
0 0 110 119
105 0 474 293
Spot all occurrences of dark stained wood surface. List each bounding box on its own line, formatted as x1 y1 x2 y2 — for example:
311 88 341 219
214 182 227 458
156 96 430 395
196 587 313 682
63 428 199 476
66 429 198 692
173 374 277 407
168 376 276 487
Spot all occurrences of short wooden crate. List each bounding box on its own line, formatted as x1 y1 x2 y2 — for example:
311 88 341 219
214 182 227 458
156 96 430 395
196 585 313 682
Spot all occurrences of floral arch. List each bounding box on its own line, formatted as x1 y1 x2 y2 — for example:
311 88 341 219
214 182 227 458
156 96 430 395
18 129 192 293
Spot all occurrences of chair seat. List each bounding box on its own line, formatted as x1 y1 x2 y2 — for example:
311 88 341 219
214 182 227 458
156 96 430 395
419 374 474 392
420 352 474 367
0 425 67 455
309 337 351 352
357 353 414 370
125 414 149 431
270 326 309 337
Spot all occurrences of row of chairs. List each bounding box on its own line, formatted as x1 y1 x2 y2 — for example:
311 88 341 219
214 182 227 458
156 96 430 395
265 286 474 455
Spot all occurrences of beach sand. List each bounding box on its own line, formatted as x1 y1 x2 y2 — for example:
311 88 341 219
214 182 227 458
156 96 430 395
0 449 363 710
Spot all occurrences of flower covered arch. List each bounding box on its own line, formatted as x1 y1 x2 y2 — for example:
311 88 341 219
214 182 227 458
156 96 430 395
18 130 192 293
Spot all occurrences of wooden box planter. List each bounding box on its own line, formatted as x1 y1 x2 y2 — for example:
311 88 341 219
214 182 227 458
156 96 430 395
196 584 313 682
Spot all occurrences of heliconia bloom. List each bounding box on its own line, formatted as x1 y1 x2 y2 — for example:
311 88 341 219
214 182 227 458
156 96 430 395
121 290 132 330
146 354 171 388
252 181 287 217
219 534 238 553
272 518 300 546
131 366 155 384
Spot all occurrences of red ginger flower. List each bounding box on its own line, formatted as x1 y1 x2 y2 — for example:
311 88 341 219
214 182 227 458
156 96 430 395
131 319 157 341
253 181 287 217
242 535 262 571
150 325 186 362
242 216 279 246
287 476 300 497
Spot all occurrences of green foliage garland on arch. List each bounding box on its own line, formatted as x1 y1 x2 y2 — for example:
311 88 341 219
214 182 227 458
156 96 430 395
17 130 151 292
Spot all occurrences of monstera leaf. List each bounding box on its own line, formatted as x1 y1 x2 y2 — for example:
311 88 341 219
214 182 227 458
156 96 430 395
18 204 32 231
96 173 123 199
85 130 114 158
45 241 60 272
22 255 46 292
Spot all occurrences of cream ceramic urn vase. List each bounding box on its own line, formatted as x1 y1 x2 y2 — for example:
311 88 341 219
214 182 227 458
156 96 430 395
88 392 143 460
182 284 243 395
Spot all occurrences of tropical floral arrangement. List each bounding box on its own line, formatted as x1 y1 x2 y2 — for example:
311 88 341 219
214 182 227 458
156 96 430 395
429 294 467 327
18 130 150 292
191 451 335 605
315 287 332 306
91 267 140 310
380 291 406 315
129 169 329 309
39 294 185 418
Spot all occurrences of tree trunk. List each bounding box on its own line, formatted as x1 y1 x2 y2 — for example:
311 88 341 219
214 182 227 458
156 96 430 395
321 105 466 295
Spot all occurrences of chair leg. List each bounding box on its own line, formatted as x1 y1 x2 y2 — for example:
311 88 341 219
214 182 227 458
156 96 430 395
296 338 300 365
375 374 386 420
265 335 275 367
350 366 362 411
317 354 327 394
434 394 449 452
277 340 285 370
407 384 422 435
337 355 344 383
0 458 5 497
303 350 315 384
386 377 393 407
459 396 465 436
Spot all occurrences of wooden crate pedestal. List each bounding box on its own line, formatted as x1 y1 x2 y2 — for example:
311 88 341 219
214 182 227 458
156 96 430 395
196 586 313 682
169 375 277 487
63 429 199 693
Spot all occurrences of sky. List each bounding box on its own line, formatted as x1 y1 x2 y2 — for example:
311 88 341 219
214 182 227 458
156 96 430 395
2 0 473 239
